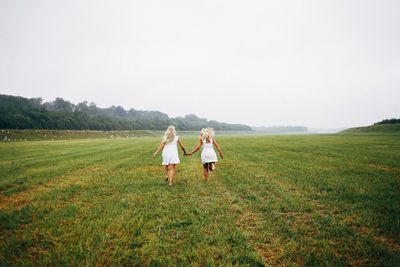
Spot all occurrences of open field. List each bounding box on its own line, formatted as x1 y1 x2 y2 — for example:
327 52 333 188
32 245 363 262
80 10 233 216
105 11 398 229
0 129 262 142
0 129 161 142
1 134 400 266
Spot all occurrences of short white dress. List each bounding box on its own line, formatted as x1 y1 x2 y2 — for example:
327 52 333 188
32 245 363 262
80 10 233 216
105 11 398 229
162 136 180 165
201 138 218 164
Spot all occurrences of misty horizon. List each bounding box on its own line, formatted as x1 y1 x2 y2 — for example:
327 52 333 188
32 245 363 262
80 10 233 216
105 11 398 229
2 93 359 132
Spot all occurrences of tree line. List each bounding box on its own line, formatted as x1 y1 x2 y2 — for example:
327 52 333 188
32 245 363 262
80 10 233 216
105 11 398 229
0 94 251 131
374 118 400 125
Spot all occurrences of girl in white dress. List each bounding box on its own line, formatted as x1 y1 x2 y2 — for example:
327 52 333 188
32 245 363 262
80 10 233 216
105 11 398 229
187 128 224 182
153 126 187 187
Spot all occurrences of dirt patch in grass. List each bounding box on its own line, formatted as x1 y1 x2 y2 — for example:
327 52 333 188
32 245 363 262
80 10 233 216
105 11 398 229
0 179 68 210
269 176 328 211
375 235 400 253
282 211 313 227
0 165 105 210
302 151 400 172
255 243 284 266
345 216 400 254
367 163 399 172
0 190 32 209
0 183 21 194
344 254 368 266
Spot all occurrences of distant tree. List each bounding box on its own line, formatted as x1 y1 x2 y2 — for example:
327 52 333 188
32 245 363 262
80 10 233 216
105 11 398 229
76 101 89 112
88 102 98 115
29 97 43 107
106 105 126 117
127 108 139 118
45 97 74 111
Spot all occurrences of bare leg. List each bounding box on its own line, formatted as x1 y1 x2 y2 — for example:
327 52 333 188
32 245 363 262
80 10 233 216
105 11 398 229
164 165 169 181
211 162 216 171
168 164 175 186
203 164 209 182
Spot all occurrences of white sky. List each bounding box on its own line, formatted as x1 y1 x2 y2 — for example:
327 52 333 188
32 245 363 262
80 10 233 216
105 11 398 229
1 0 399 128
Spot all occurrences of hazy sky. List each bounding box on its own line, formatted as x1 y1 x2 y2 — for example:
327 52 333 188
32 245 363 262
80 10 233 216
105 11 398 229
1 0 399 128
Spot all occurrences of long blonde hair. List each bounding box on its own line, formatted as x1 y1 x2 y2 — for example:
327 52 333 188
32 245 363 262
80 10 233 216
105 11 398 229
200 127 214 140
163 125 176 143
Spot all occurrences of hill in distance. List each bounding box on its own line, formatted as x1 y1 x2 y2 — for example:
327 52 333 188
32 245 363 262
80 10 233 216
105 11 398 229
339 119 400 135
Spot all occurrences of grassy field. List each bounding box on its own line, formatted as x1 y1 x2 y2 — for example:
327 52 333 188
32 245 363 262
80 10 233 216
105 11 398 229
0 129 160 141
0 129 261 142
1 134 400 266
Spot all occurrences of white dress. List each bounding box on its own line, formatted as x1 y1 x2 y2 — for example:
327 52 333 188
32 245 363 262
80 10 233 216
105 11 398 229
162 136 180 165
201 138 218 164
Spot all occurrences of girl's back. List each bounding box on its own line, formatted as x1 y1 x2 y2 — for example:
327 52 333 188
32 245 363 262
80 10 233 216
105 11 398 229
201 138 218 164
202 138 214 149
162 136 179 165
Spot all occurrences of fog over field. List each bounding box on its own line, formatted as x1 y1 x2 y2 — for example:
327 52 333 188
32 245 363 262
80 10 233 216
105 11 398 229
1 0 399 128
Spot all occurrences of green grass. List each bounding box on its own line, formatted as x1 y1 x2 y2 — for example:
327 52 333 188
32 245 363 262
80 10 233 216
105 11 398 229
0 129 160 141
1 134 400 266
0 129 258 142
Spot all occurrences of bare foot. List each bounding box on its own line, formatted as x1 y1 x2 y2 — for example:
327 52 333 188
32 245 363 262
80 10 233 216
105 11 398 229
211 163 216 171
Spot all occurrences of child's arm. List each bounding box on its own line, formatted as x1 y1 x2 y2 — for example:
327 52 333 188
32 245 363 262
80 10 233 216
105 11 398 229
152 142 165 158
177 138 187 155
213 139 224 159
187 139 202 156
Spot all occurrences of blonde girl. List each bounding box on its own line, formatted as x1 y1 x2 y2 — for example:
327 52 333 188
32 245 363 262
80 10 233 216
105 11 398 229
153 126 187 187
187 128 223 181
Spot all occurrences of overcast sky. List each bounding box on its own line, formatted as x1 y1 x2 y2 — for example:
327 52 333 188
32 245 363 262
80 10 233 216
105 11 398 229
1 0 399 128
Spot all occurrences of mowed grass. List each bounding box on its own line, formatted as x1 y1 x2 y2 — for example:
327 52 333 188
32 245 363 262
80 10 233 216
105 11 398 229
0 134 399 266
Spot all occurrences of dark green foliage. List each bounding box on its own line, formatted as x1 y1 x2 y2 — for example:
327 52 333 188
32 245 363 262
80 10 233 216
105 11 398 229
374 118 400 125
0 94 251 131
